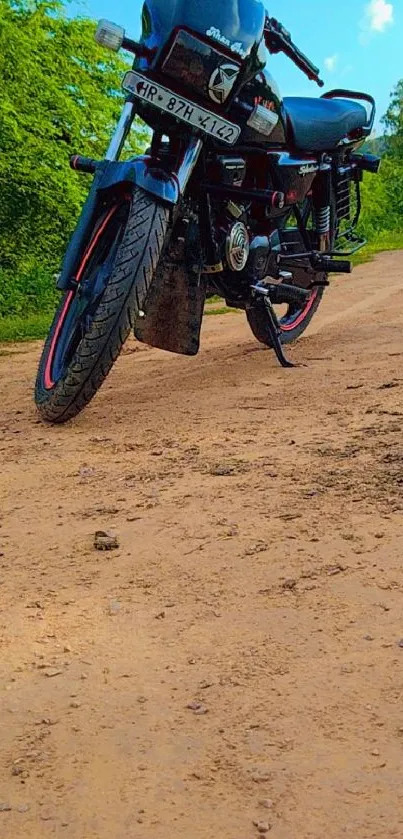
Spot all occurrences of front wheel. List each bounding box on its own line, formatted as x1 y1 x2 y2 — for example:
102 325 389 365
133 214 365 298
35 188 169 423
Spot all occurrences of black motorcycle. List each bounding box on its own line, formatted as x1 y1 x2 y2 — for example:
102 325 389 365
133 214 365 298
35 0 380 423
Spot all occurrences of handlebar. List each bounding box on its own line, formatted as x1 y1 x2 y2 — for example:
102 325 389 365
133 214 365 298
264 17 324 87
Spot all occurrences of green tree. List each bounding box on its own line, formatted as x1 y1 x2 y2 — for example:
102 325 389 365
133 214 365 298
0 0 146 315
382 79 403 158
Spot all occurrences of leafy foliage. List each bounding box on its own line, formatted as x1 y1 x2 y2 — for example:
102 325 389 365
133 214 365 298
0 0 146 315
382 80 403 158
358 80 403 242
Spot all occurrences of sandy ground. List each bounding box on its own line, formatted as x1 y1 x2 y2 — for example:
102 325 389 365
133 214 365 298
0 250 403 839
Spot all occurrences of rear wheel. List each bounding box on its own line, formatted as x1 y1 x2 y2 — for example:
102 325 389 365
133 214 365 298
246 285 324 347
35 188 169 423
246 196 334 348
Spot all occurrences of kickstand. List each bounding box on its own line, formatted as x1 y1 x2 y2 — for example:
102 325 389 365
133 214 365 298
263 298 296 368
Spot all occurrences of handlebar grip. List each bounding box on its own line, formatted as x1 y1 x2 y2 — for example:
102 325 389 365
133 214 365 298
70 155 98 174
264 16 324 86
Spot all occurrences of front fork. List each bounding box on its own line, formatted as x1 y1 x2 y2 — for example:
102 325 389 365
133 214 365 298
57 102 136 291
57 101 202 291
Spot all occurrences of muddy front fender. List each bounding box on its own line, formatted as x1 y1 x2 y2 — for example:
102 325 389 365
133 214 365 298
56 139 202 291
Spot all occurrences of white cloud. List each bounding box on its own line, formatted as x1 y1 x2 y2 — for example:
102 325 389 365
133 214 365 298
324 54 338 72
364 0 394 32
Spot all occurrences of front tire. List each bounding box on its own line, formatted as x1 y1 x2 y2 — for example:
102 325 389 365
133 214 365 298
35 188 169 423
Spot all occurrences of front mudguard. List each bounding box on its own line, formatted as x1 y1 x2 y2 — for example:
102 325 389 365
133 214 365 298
97 156 181 204
57 139 201 291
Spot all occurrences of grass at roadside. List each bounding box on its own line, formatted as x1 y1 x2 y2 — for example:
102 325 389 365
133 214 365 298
1 234 402 343
352 231 403 265
0 311 53 343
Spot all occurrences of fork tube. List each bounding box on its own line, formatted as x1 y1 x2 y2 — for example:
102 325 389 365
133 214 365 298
57 100 136 290
105 101 136 161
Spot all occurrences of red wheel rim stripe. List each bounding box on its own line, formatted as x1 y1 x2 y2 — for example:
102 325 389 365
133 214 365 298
280 288 318 332
43 205 118 390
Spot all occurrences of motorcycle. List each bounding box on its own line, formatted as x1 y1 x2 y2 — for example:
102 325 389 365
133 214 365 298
35 0 381 423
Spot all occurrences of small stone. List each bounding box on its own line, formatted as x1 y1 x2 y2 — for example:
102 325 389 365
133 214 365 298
155 611 165 620
0 803 11 812
12 765 24 776
17 805 29 813
70 701 81 709
44 669 63 678
63 645 72 653
40 810 55 821
364 635 374 642
94 531 119 551
108 600 121 616
251 769 271 783
209 464 234 476
282 579 297 591
259 799 274 810
398 639 403 649
327 564 346 576
253 820 271 833
372 749 380 756
186 701 208 714
199 680 214 690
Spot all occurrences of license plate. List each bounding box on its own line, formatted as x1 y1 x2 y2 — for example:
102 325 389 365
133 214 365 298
122 71 241 146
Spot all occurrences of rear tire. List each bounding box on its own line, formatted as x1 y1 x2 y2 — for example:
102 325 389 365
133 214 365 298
246 285 324 347
35 188 169 423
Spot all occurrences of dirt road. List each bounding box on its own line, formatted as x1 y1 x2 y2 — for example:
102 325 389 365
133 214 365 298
1 250 403 839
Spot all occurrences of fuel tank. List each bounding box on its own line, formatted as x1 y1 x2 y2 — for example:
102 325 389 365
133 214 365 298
139 0 266 62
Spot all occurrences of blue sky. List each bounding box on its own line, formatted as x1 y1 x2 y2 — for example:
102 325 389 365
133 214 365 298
71 0 401 132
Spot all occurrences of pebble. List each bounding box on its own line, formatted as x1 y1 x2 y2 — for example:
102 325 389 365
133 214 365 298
209 464 234 476
108 600 121 616
282 579 297 591
44 669 63 678
398 639 403 649
259 799 274 810
17 805 29 813
186 701 208 714
94 531 120 551
40 810 55 821
253 819 271 833
372 749 380 756
251 769 271 783
0 803 11 812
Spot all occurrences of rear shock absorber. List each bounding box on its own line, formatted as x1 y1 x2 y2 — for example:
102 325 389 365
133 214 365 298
313 162 332 252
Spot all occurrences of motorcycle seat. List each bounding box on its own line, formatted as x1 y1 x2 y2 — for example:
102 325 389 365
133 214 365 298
283 97 368 151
